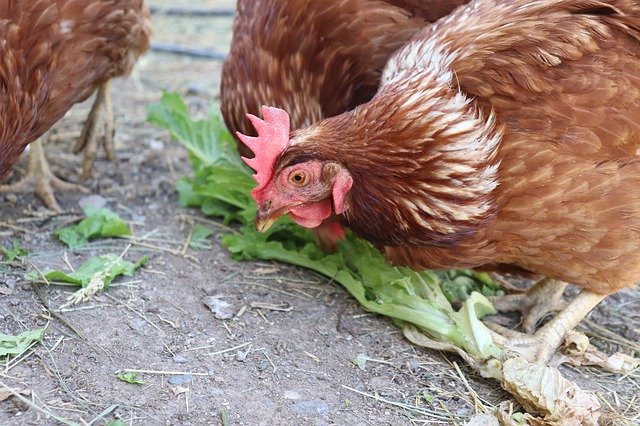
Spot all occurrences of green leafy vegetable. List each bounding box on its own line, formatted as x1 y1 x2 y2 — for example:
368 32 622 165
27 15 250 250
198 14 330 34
0 328 45 357
0 239 28 262
352 353 368 370
439 269 503 303
28 254 147 288
117 372 145 385
149 91 255 225
55 206 131 248
189 224 214 250
28 254 147 307
148 92 502 360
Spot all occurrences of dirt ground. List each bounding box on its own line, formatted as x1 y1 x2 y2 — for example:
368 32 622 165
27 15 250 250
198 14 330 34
1 2 639 425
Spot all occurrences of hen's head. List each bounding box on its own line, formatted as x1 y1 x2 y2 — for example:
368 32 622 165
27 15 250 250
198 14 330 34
238 106 352 232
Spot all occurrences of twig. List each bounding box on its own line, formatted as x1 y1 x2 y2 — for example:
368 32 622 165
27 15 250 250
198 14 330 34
341 385 461 422
581 318 640 352
181 219 196 256
452 361 488 414
180 214 239 235
87 404 118 426
122 368 209 376
205 342 251 356
0 221 32 233
31 283 87 341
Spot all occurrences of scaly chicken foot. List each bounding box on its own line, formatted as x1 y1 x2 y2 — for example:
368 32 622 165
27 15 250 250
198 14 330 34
487 290 605 363
0 139 88 212
489 278 568 334
73 80 115 179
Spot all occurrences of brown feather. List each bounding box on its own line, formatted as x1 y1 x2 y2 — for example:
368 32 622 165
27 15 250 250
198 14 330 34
0 0 151 179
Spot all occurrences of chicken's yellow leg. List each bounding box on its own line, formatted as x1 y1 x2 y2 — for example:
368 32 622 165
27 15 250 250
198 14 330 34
490 278 568 334
0 139 88 212
73 80 115 178
488 290 605 363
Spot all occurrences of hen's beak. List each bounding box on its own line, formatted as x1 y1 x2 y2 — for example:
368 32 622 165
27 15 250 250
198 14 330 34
255 206 283 232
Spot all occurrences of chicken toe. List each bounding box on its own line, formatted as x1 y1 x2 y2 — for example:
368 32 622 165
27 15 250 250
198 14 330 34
73 80 115 179
490 278 568 334
487 290 605 363
0 139 88 212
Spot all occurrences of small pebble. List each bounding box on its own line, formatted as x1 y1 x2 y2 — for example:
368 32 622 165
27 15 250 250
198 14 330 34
148 139 165 151
406 358 420 372
168 374 193 386
292 400 330 416
173 354 188 364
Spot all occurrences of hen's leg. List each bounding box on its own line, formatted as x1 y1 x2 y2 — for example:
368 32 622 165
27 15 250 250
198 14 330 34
488 290 605 363
0 139 88 212
490 278 568 334
73 80 115 179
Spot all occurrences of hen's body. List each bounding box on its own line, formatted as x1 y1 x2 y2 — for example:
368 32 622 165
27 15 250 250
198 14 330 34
220 0 468 157
258 0 640 360
0 0 150 205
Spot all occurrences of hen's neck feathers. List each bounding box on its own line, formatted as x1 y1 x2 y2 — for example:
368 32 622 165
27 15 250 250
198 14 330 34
283 69 503 248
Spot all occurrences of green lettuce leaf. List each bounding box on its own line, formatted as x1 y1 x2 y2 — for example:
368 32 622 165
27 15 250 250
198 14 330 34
55 206 131 248
0 329 45 357
28 254 147 288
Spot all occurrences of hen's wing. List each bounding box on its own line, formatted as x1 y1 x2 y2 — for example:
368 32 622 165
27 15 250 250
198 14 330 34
413 0 640 159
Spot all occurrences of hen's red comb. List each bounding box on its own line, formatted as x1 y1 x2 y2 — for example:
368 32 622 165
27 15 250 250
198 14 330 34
237 106 291 196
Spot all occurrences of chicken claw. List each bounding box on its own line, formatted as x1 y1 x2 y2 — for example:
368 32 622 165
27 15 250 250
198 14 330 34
490 278 568 334
487 290 605 363
73 80 115 179
0 139 88 212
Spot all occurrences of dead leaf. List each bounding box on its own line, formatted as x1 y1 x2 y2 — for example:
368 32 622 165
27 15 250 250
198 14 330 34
560 330 590 356
502 357 601 425
0 388 31 402
551 330 639 374
0 287 12 296
202 295 234 320
170 385 189 396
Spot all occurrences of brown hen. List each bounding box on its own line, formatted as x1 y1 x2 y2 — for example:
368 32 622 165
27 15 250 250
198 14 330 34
220 0 467 250
0 0 151 211
238 0 640 363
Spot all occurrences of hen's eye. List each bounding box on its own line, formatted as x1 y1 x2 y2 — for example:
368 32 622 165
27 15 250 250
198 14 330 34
288 170 309 187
